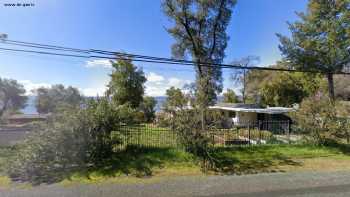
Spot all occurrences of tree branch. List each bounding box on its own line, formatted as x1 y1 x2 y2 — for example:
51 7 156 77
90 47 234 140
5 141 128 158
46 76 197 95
209 0 225 58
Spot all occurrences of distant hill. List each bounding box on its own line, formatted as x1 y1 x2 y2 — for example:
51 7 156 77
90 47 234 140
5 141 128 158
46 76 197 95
21 96 167 114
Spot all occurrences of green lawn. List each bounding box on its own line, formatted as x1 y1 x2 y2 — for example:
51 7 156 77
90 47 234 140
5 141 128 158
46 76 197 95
62 144 350 184
2 141 350 186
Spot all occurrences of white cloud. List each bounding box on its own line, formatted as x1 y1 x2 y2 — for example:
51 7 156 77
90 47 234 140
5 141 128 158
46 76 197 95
85 59 113 69
168 77 183 87
146 72 165 82
18 72 190 97
19 80 51 95
80 86 108 97
145 72 191 96
19 80 107 97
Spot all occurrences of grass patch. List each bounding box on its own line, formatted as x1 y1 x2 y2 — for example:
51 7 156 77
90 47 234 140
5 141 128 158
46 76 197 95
2 144 350 186
0 176 11 188
209 144 345 174
62 146 200 185
62 144 350 184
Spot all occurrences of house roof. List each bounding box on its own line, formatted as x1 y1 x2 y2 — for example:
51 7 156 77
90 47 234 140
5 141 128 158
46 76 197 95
209 103 295 114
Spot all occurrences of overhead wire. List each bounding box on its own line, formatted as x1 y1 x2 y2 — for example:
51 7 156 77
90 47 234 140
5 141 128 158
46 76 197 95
0 38 349 75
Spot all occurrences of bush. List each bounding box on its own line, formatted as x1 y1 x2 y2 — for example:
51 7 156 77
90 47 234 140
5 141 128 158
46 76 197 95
291 95 350 145
155 111 173 128
172 108 217 171
8 111 88 183
8 97 137 183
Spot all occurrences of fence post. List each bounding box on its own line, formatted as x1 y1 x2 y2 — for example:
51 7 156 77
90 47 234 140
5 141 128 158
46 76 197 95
287 121 291 144
258 120 262 144
247 121 250 145
137 124 141 147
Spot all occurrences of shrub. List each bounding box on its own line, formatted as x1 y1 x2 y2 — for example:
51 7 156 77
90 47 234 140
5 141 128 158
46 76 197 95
291 95 350 145
8 111 88 183
172 109 216 171
155 111 173 128
8 97 137 183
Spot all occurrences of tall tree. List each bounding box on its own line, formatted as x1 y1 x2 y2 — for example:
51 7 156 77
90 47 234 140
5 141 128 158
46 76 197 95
277 0 350 101
260 72 323 107
164 86 188 111
222 88 238 103
140 96 157 122
162 0 236 107
35 84 82 114
107 59 147 108
0 78 27 117
244 62 324 106
230 56 260 103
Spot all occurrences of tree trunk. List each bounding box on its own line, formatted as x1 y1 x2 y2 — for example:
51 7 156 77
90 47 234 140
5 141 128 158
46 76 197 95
327 73 335 101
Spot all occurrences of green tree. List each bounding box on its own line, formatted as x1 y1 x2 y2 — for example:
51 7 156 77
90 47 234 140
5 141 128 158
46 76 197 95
140 96 157 122
277 0 350 101
162 0 236 107
107 59 146 108
244 69 272 104
260 72 323 107
291 95 336 144
164 87 188 111
35 84 82 114
243 61 324 106
0 78 27 117
222 89 238 103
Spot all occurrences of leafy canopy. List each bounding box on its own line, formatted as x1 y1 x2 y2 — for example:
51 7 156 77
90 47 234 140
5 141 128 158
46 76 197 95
245 62 323 106
222 88 238 103
35 84 82 114
140 96 157 122
164 86 188 111
163 0 236 107
107 59 146 108
0 78 27 117
277 0 350 99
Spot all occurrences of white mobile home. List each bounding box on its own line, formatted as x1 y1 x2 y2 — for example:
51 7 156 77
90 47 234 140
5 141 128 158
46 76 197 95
209 103 294 127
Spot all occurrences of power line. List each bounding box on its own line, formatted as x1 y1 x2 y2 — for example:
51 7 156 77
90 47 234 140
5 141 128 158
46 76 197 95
0 39 349 75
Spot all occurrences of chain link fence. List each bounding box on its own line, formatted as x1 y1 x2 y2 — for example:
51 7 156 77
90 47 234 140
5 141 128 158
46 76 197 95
115 120 298 149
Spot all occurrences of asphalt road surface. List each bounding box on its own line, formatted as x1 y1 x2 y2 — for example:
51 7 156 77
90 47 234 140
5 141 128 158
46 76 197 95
2 171 350 197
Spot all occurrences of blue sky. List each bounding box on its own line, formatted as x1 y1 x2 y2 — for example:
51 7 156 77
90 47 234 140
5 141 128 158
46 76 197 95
0 0 308 96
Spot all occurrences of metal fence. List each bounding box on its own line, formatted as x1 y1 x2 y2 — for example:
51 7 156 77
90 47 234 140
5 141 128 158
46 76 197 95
115 120 297 149
115 124 181 149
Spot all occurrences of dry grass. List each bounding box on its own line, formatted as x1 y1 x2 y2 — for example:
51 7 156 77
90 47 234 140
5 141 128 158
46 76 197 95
279 156 350 172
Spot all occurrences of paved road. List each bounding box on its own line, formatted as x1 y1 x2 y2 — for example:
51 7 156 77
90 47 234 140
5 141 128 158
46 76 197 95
2 171 350 197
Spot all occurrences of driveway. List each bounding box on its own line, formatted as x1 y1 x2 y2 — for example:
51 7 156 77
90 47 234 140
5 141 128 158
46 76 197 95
2 171 350 197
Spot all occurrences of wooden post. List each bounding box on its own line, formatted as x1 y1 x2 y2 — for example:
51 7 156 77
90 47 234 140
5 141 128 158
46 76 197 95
248 124 251 145
287 121 291 144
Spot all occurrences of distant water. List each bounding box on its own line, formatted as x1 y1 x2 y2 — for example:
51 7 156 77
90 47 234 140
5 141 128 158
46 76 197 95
21 96 38 114
21 96 167 114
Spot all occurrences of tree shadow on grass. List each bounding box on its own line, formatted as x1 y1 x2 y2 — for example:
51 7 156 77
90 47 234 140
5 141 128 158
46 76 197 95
209 146 302 175
14 145 307 185
324 140 350 156
78 145 191 179
10 145 188 186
